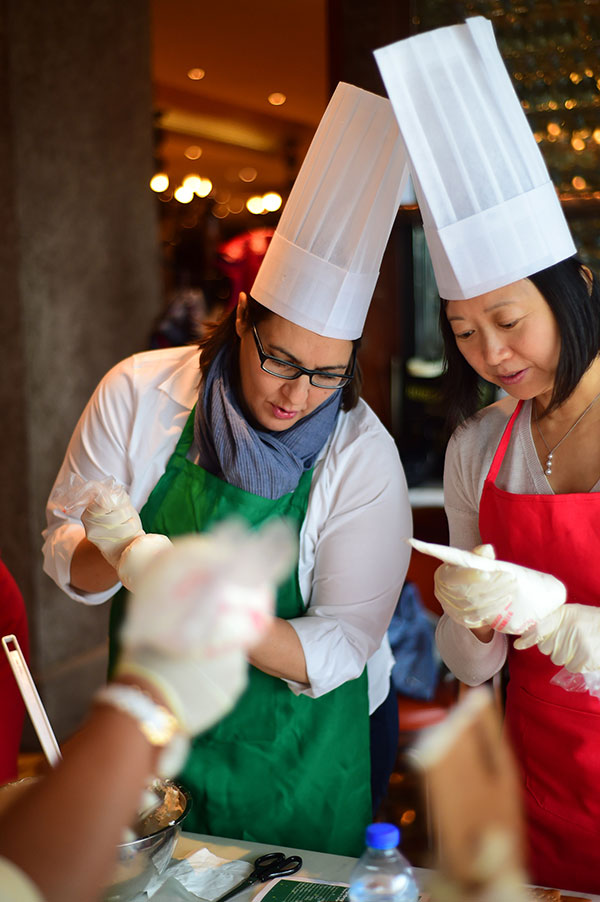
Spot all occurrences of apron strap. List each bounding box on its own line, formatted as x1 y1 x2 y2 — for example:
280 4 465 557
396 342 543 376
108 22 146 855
487 400 524 483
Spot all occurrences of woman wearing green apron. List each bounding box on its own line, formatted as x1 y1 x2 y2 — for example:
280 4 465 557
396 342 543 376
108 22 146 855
42 83 412 855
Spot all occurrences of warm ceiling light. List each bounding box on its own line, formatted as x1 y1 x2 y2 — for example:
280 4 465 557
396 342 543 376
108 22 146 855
572 176 587 191
188 68 205 81
184 145 202 160
571 137 586 151
174 185 194 204
239 167 257 183
196 177 212 198
247 196 265 214
150 173 169 193
182 174 203 193
546 122 561 137
268 92 286 106
262 192 282 212
593 128 600 144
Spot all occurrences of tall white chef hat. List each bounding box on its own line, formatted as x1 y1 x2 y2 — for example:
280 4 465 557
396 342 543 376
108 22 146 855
250 82 409 339
374 17 576 301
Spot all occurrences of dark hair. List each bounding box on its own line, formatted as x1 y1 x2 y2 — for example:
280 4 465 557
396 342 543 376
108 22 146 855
439 256 600 431
197 295 362 411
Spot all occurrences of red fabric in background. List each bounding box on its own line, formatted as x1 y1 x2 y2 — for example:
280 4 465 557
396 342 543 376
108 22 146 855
0 558 29 784
217 228 274 310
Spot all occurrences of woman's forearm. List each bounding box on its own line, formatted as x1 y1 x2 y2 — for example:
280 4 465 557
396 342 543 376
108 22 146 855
247 617 309 684
69 537 119 593
0 704 159 902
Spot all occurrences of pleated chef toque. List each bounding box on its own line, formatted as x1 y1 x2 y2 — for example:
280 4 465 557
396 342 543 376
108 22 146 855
374 17 576 301
250 82 409 339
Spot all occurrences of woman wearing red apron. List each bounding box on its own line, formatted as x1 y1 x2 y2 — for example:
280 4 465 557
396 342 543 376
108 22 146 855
433 258 600 894
374 16 600 894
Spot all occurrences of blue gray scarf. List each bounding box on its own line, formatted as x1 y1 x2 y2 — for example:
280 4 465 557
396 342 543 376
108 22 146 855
194 346 342 499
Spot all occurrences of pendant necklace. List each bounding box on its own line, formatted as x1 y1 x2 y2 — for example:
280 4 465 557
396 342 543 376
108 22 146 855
534 390 600 476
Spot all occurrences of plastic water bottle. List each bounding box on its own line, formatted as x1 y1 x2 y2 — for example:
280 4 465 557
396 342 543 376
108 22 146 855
348 823 419 902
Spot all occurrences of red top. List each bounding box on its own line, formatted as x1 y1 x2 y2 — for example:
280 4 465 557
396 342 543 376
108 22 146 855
0 557 29 784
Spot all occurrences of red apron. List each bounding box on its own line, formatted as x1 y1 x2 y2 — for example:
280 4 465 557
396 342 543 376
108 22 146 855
479 400 600 895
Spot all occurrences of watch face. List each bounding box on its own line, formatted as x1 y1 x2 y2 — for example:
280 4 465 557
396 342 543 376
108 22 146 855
141 706 179 746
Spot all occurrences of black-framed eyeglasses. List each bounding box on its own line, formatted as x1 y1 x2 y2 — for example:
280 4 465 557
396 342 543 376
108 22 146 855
250 320 356 390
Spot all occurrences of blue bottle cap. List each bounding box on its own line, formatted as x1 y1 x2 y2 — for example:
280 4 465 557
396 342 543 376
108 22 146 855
365 822 400 849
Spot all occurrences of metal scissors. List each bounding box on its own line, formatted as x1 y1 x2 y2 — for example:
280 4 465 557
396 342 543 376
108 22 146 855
212 851 303 902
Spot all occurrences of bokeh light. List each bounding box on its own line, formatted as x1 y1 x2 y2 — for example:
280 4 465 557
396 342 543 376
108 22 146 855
150 173 169 193
247 196 265 214
262 192 282 212
239 167 258 183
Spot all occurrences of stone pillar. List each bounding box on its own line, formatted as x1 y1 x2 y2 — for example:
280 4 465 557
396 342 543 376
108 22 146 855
0 0 162 741
327 0 412 437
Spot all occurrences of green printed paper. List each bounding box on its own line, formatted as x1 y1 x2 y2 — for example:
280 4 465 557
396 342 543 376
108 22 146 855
258 879 349 902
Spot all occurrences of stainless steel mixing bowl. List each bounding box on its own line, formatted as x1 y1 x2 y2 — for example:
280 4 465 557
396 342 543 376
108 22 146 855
103 780 190 902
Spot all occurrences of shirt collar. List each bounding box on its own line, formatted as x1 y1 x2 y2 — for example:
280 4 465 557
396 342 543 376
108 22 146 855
157 346 201 409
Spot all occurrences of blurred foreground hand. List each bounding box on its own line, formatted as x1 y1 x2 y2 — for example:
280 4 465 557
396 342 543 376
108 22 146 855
115 519 297 740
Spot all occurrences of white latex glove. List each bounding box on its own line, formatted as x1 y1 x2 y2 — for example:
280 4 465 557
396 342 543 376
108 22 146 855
81 485 145 569
115 518 297 735
514 604 600 673
120 518 297 655
81 484 172 589
117 646 247 736
410 538 566 634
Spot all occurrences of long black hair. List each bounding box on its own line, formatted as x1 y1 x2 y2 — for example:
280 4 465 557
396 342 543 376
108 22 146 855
439 256 600 431
197 295 363 411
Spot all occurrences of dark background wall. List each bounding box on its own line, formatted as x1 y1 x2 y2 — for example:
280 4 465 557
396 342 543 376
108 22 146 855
0 0 163 740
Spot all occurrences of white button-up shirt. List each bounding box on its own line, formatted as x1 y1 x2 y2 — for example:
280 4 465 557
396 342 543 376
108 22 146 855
42 346 412 711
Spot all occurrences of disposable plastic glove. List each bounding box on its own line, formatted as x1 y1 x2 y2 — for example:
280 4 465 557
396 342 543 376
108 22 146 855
410 538 566 634
514 604 600 673
81 485 146 569
81 484 172 590
115 518 297 736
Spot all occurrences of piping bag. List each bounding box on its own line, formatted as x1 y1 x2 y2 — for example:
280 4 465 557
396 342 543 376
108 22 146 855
50 473 125 515
408 538 600 699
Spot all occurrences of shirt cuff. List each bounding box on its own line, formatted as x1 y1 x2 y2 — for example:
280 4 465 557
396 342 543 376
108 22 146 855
435 614 507 686
43 522 120 605
285 615 366 698
0 857 45 902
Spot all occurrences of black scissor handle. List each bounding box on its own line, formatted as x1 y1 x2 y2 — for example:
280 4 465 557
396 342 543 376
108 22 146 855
255 852 303 881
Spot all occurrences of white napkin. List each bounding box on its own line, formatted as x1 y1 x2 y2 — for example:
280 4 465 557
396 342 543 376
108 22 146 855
132 847 253 901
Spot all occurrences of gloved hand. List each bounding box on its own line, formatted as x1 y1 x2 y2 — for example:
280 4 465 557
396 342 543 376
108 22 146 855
81 485 145 569
410 538 566 634
81 485 172 590
514 604 600 673
115 518 297 736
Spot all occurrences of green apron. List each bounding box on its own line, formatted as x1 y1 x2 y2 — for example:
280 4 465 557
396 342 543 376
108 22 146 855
109 410 371 855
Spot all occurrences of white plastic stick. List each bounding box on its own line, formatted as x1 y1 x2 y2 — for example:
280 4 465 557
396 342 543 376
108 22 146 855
2 634 62 767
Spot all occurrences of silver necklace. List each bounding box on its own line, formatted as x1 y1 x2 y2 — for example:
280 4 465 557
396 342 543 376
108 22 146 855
534 391 600 476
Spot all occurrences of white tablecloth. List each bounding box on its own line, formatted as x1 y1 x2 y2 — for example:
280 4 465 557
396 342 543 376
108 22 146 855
175 833 600 901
